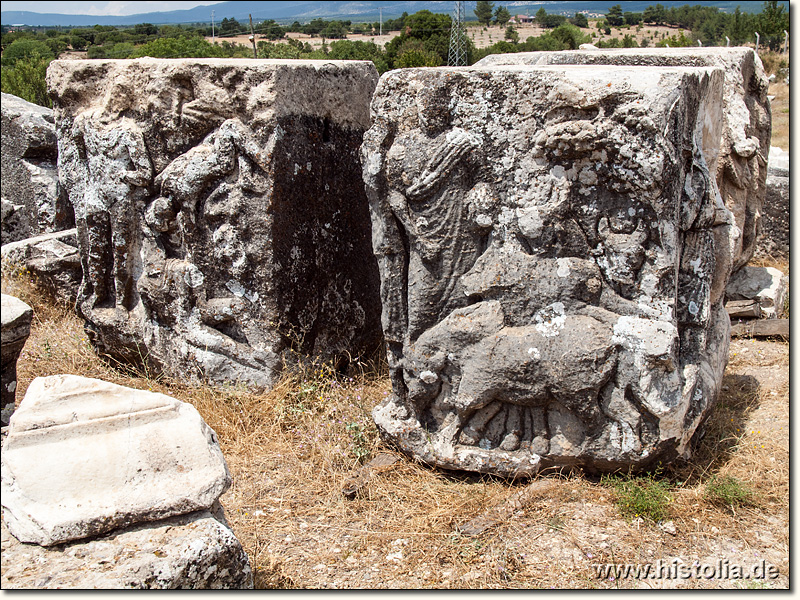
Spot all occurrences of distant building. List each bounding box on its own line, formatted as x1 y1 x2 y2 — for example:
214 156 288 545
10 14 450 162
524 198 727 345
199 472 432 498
511 15 533 25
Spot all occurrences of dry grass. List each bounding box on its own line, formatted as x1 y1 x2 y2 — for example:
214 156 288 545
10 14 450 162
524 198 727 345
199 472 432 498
768 80 789 152
1 270 789 589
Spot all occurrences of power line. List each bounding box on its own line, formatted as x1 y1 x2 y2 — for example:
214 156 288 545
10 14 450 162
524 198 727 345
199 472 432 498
448 1 468 66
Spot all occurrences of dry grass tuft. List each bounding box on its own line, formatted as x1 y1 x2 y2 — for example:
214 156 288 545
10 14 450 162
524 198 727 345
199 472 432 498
1 270 789 588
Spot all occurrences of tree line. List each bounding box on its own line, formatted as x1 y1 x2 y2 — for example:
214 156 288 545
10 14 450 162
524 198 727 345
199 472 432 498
1 2 788 108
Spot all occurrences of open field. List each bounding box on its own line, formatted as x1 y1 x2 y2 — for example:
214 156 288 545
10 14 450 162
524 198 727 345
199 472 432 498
1 263 789 588
209 22 687 52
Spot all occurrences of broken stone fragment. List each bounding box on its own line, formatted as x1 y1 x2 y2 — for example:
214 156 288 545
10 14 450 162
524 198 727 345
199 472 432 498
362 64 731 476
1 92 73 245
476 47 772 273
1 505 253 589
726 266 788 319
1 228 82 304
47 58 382 388
0 294 33 426
1 374 231 546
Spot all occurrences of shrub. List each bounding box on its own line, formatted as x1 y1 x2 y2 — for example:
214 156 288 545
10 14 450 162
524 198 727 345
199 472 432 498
0 56 52 107
603 472 672 522
704 475 754 509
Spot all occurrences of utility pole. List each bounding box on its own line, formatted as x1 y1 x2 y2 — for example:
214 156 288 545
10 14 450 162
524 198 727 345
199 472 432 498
783 30 788 54
725 36 730 47
379 8 382 36
754 31 760 52
447 0 468 66
697 39 702 46
211 10 215 43
249 14 257 59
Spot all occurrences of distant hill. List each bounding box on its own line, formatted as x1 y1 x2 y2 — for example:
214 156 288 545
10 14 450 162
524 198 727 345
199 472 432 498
1 0 784 27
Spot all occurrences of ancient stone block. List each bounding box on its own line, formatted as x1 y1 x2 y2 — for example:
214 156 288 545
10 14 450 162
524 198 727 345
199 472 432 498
1 505 253 589
1 375 231 545
476 48 772 272
1 93 73 245
726 266 787 319
362 65 731 476
755 147 788 260
1 228 82 304
1 294 33 426
47 59 382 387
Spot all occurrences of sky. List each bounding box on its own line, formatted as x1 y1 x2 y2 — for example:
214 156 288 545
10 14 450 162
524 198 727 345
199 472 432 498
1 1 221 15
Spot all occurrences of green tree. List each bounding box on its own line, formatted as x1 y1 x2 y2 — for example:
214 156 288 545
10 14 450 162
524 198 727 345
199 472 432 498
606 5 624 27
759 1 789 50
494 6 511 28
624 12 642 26
1 38 55 67
643 4 666 26
570 13 589 28
475 1 495 27
550 23 590 49
384 10 457 67
505 25 519 43
130 36 229 58
1 56 51 107
536 7 548 27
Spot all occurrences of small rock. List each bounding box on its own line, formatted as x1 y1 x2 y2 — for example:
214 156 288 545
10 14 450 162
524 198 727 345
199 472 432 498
659 520 677 535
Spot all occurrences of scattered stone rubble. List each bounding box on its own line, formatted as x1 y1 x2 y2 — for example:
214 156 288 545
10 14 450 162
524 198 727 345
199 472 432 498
1 228 82 304
1 374 252 589
476 47 772 274
47 58 382 388
1 294 33 426
363 63 733 476
1 92 73 245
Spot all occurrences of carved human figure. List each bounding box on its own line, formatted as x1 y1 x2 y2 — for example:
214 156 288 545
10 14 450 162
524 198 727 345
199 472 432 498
69 113 152 311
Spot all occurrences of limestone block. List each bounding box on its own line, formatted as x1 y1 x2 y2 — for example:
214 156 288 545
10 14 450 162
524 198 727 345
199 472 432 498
726 266 787 319
1 374 231 545
1 93 73 244
47 59 382 388
754 147 789 260
1 228 82 304
362 65 731 476
1 505 253 589
476 48 772 272
0 294 33 426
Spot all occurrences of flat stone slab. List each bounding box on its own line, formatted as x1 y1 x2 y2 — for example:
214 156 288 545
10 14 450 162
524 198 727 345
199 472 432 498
47 59 382 388
363 64 732 476
1 506 253 589
1 375 231 546
476 47 771 273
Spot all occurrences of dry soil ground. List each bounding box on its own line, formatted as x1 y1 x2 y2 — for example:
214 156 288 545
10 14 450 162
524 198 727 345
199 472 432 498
1 260 790 589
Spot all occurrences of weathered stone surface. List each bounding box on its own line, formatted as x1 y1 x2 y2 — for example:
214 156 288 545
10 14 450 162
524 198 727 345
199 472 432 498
1 93 73 245
726 266 787 319
476 48 771 272
1 374 231 546
1 294 33 426
362 65 731 476
755 147 788 260
47 59 382 387
1 228 82 304
1 504 253 589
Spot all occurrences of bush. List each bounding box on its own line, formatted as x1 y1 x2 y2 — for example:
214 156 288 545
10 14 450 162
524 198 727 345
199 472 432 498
704 475 754 509
1 38 55 67
603 472 672 522
0 56 52 107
